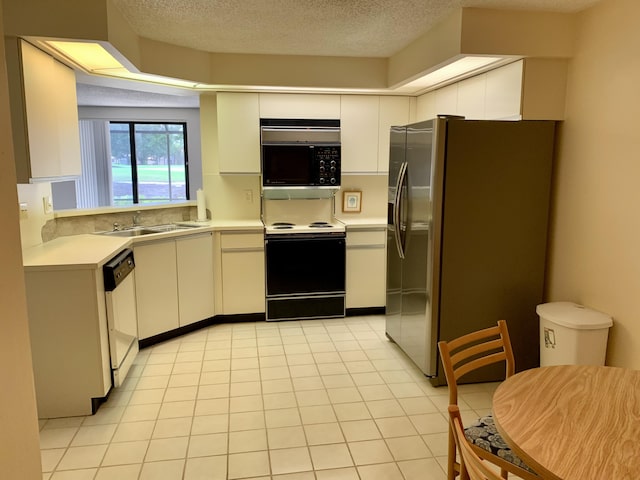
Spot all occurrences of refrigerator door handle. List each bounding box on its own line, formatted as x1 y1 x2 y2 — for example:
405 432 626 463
393 161 408 259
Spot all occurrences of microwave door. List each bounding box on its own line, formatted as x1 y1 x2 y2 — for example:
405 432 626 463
262 145 314 186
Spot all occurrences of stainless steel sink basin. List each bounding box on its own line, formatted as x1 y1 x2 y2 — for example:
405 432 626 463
145 224 198 232
101 228 158 237
98 223 201 237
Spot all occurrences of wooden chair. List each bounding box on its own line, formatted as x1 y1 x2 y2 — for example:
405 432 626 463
448 405 503 480
437 320 538 480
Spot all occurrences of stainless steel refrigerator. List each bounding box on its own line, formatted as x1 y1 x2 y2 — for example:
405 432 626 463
386 117 556 386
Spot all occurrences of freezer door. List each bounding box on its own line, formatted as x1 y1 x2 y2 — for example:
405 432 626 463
386 126 407 343
399 120 436 375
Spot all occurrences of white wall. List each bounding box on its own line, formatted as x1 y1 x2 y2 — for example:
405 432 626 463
0 4 43 477
17 181 54 248
548 0 640 368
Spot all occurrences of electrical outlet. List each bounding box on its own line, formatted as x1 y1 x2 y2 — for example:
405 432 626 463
19 202 28 220
43 195 53 214
244 189 253 203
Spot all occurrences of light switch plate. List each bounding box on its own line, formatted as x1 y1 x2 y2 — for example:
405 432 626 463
43 195 53 214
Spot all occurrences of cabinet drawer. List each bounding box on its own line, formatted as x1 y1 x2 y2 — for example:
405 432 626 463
221 232 264 250
347 229 386 247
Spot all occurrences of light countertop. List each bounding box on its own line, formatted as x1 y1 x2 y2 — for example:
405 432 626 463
23 234 132 271
24 220 265 271
339 217 387 229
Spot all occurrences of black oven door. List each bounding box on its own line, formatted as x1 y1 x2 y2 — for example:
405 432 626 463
262 145 314 186
265 234 345 296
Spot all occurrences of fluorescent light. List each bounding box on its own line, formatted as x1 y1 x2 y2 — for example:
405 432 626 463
43 40 510 94
46 41 125 72
101 70 200 89
45 40 200 89
396 56 503 92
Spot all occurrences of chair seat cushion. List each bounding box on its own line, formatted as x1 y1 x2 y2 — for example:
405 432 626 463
464 414 535 473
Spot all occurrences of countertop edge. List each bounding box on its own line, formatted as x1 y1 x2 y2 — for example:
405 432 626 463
23 221 265 270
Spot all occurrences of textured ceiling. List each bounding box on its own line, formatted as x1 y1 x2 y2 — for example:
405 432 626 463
110 0 601 58
80 0 601 106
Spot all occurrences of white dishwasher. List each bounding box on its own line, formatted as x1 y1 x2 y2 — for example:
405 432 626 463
103 249 139 387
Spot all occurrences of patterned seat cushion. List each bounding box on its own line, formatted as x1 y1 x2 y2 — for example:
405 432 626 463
464 414 536 474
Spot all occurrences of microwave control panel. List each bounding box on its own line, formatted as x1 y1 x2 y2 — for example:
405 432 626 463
314 146 341 186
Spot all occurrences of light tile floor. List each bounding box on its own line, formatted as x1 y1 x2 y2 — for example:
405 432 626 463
39 315 502 480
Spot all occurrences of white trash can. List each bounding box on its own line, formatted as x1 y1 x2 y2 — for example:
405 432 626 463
537 302 613 366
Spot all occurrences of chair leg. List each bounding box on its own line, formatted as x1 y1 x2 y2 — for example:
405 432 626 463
448 427 458 480
460 462 470 480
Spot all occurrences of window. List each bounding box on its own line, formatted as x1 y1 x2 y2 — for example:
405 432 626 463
109 122 189 205
70 120 190 209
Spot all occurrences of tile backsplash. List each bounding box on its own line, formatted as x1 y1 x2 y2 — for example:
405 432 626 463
41 206 197 242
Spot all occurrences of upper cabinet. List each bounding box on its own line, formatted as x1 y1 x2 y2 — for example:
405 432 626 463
340 96 380 174
484 61 523 120
340 95 411 175
259 93 340 119
215 92 412 176
217 92 261 174
377 97 411 173
6 39 81 183
414 59 565 123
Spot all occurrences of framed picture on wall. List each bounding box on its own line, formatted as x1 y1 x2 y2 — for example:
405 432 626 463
342 191 362 213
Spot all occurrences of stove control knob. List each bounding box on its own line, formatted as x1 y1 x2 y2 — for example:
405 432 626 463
330 177 336 184
330 166 336 173
319 166 325 172
319 178 326 184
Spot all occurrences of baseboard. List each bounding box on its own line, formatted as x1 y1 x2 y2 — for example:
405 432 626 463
346 306 385 316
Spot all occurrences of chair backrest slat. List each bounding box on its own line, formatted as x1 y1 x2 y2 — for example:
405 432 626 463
446 324 501 352
454 351 507 381
450 338 504 368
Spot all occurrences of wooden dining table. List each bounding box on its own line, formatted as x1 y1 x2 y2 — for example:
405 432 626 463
492 365 640 480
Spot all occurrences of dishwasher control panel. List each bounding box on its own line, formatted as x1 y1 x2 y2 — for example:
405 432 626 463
103 249 135 291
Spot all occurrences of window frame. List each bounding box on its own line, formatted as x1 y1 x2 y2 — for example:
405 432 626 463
109 121 190 205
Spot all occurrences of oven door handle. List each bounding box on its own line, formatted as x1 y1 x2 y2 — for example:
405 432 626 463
393 161 408 259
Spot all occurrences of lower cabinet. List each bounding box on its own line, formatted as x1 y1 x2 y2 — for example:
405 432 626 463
135 233 214 340
346 228 387 309
177 233 215 327
220 231 265 314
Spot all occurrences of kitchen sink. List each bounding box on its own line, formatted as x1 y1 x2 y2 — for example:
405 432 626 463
101 228 158 237
99 223 201 237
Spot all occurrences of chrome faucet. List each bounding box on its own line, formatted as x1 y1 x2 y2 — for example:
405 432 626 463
113 222 122 231
133 211 142 226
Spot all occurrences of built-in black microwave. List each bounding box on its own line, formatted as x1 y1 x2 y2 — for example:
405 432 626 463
261 119 341 187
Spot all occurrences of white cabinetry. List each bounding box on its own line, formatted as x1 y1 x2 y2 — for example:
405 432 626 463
135 239 179 339
7 39 81 182
346 228 386 309
378 97 411 173
24 267 112 417
485 61 523 120
177 233 215 327
340 95 380 174
434 84 459 117
135 233 214 340
259 93 340 119
217 92 261 174
340 95 411 174
220 231 265 314
457 74 487 120
415 61 525 123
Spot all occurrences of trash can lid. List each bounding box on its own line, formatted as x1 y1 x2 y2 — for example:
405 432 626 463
536 302 613 330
